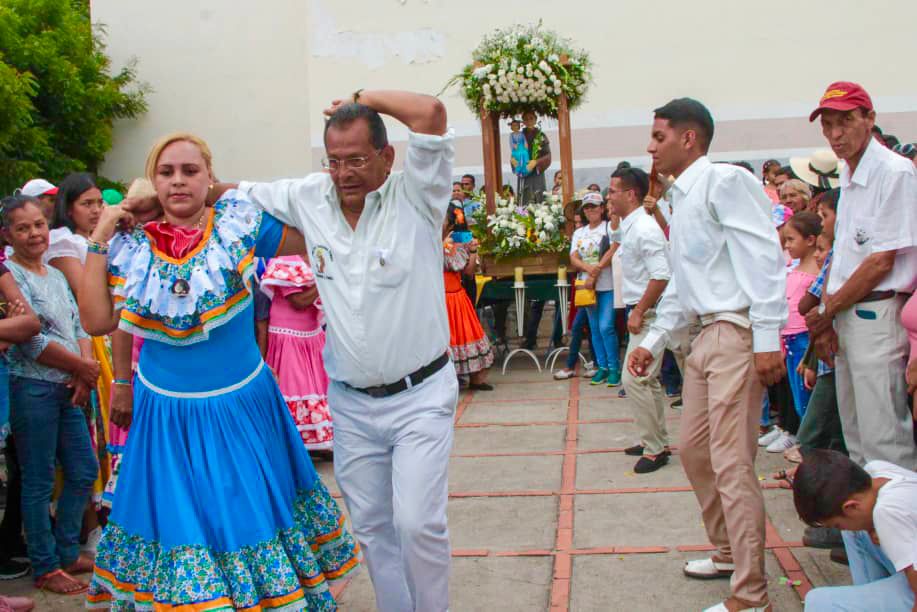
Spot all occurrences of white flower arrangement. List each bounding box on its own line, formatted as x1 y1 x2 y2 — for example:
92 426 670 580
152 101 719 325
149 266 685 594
446 22 592 118
471 193 569 259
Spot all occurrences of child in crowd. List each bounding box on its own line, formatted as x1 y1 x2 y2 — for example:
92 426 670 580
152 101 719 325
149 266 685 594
261 256 334 451
554 208 596 380
767 212 822 455
793 449 917 610
762 159 782 203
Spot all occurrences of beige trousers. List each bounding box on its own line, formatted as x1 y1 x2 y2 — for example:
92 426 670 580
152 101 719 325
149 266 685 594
680 322 767 607
623 309 669 455
835 295 917 469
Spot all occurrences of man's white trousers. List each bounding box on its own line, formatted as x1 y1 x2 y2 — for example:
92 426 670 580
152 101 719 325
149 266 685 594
329 365 458 612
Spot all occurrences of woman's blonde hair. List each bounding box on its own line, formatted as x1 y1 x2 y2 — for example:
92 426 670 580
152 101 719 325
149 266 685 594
779 178 812 202
144 132 214 182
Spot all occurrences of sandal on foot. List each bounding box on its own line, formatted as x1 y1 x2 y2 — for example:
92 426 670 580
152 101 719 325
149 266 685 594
63 554 94 575
34 569 88 595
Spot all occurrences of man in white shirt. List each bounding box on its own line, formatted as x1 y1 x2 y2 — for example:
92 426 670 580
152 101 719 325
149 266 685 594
237 91 456 612
804 81 917 470
793 449 917 610
628 98 788 612
607 166 672 474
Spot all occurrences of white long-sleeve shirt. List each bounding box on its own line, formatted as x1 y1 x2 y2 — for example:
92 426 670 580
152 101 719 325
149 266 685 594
612 207 671 306
640 157 788 357
240 130 455 388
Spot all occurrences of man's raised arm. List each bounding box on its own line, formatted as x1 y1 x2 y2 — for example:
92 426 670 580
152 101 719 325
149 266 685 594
326 90 447 136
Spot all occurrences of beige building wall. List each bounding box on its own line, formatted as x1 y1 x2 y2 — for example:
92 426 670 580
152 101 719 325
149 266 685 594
93 0 917 185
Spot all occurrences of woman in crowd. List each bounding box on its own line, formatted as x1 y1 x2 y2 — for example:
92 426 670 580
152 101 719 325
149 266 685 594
2 194 100 595
79 132 359 609
47 172 116 550
261 255 334 451
554 207 596 380
767 212 822 455
0 245 41 592
569 192 620 386
443 209 494 390
779 178 813 213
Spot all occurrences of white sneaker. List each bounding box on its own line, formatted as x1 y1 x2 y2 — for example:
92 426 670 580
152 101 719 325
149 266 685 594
766 432 797 453
81 526 102 555
553 368 575 380
703 602 770 612
757 427 782 447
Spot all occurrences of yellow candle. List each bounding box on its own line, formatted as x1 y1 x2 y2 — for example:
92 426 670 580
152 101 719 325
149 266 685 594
557 266 567 283
514 267 524 283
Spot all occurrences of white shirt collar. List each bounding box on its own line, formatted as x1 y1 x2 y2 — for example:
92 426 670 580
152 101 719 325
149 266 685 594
841 137 882 189
620 206 643 233
672 156 712 199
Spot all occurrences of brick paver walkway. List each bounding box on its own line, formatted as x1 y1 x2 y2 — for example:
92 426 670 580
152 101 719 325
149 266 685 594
3 366 850 610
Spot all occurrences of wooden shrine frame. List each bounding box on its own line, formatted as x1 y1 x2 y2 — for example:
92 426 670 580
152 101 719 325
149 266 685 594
479 94 576 238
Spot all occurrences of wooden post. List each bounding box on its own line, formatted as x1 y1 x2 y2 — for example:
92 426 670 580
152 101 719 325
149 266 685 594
480 105 502 215
557 93 575 237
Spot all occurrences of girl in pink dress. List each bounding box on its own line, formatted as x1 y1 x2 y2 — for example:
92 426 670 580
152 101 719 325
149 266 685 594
261 255 333 450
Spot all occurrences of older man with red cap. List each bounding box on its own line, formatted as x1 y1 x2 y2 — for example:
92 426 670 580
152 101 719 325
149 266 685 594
18 178 58 221
805 81 917 469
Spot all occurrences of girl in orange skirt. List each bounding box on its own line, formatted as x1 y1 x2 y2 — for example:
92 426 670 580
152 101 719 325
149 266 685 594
444 206 494 390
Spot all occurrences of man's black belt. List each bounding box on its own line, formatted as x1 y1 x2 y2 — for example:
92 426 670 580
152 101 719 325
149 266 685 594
860 290 910 303
347 352 450 398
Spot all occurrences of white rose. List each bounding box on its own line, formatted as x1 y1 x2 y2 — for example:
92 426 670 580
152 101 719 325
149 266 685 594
517 66 524 74
544 222 555 232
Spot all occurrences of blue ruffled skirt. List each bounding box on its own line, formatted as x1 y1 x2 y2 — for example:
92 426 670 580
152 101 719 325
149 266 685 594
87 362 360 611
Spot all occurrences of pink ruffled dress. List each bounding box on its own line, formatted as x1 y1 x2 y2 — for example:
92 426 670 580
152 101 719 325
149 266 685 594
262 256 333 450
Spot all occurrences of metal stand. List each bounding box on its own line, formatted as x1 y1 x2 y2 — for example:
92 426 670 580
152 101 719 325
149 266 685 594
501 281 542 374
545 280 576 372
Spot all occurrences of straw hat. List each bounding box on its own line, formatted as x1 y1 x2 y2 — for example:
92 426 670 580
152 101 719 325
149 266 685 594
789 150 841 190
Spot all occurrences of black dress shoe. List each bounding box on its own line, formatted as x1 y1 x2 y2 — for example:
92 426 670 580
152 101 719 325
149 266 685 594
803 527 844 549
634 454 669 474
624 444 645 456
469 382 494 391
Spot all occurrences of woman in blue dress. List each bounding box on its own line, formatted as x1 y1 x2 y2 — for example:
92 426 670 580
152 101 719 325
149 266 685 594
78 133 361 610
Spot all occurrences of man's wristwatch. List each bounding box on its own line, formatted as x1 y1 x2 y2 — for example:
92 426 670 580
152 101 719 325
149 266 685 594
817 302 828 317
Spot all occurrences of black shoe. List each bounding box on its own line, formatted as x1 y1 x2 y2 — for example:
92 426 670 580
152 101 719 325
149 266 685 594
0 558 30 580
803 527 844 549
671 398 683 408
634 454 669 474
829 546 849 565
624 444 645 456
469 382 494 391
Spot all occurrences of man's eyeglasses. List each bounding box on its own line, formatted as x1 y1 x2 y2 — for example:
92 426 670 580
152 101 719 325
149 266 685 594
321 150 382 172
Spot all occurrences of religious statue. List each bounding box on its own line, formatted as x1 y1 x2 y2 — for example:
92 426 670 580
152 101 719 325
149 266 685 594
511 111 552 206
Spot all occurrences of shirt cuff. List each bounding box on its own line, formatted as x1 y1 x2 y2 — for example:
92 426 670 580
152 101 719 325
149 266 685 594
752 327 782 353
639 328 669 359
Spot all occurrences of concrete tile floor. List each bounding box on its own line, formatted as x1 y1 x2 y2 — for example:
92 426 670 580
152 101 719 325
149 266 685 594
1 363 852 611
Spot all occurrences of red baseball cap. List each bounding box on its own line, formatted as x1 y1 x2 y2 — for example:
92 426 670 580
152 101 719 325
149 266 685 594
809 81 874 122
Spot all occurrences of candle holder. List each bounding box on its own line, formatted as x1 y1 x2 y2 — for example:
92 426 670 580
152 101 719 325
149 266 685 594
546 280 582 372
501 280 542 374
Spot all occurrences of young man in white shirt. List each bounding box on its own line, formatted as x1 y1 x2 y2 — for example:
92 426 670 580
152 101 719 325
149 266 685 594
607 166 672 473
804 81 917 470
793 449 917 610
628 98 788 612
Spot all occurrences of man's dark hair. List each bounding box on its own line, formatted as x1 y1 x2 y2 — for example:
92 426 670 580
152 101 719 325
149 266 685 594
53 172 98 232
453 181 462 188
615 160 632 171
777 165 795 179
324 103 389 149
792 449 872 527
732 161 754 174
653 98 715 153
462 174 476 186
611 166 650 202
